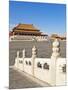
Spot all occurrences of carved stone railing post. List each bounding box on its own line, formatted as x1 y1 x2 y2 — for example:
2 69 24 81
22 49 25 71
51 39 60 58
22 49 25 59
14 51 19 67
32 46 37 75
17 51 19 58
32 46 37 58
50 39 60 86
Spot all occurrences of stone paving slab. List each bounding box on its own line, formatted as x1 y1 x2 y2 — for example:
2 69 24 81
9 67 50 89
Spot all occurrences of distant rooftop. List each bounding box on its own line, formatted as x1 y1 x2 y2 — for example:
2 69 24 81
13 23 39 31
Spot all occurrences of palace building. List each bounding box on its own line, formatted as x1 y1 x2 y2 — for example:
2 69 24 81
50 34 66 40
10 23 48 41
12 23 47 36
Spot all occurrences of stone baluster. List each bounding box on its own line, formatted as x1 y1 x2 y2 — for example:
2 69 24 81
50 39 60 86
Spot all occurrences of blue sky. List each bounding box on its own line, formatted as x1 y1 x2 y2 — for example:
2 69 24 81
9 1 66 35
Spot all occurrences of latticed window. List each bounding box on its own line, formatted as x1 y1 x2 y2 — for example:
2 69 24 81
37 62 42 68
62 64 66 73
25 61 28 65
43 63 49 70
29 61 31 65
